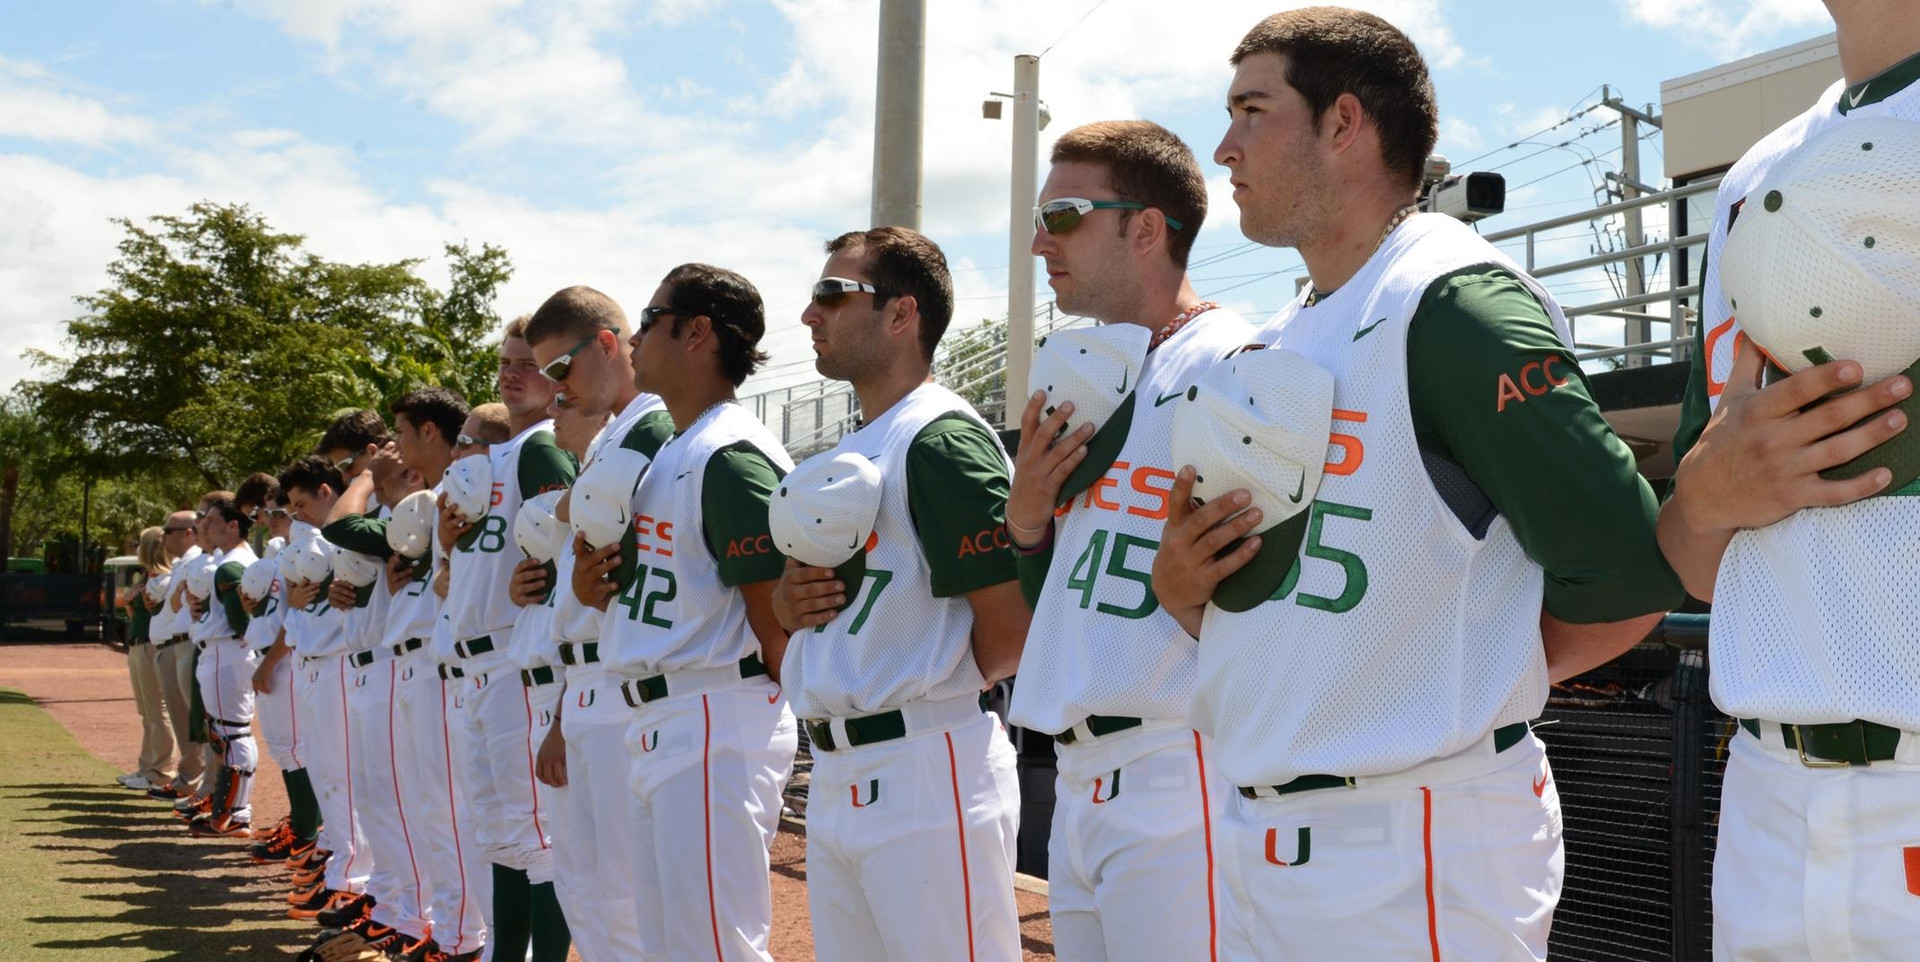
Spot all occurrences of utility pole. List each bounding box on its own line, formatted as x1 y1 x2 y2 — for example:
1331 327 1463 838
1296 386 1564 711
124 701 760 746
870 0 925 229
1004 54 1041 409
1601 86 1661 367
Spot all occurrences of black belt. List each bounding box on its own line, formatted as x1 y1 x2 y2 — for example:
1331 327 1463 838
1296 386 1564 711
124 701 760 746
521 665 557 688
439 664 466 680
454 635 494 659
1739 718 1903 766
621 655 766 707
348 649 380 668
208 716 250 731
299 654 332 666
1237 722 1532 800
558 641 599 666
392 638 424 658
1054 715 1143 746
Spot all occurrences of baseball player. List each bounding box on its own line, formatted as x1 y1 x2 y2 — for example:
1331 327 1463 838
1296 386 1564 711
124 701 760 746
235 474 307 863
1148 10 1681 958
184 496 260 837
523 285 674 961
146 510 204 801
437 317 573 962
279 454 373 919
1001 120 1253 960
315 437 435 952
572 264 795 962
164 491 228 818
772 229 1028 962
388 387 491 962
1658 8 1920 957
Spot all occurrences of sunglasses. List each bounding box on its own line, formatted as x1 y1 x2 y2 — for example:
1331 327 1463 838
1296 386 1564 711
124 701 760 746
1033 197 1184 236
251 507 289 521
540 329 613 382
163 525 194 533
637 306 684 335
811 277 894 309
456 433 483 447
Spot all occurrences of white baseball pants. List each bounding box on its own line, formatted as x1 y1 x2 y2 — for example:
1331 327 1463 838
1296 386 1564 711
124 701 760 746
452 652 555 882
555 666 644 961
195 638 259 820
349 653 429 938
294 654 370 894
394 652 490 955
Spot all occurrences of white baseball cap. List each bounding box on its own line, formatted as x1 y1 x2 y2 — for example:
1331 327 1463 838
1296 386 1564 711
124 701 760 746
572 447 650 550
515 490 567 563
1720 116 1920 488
240 558 278 615
262 536 285 561
768 450 882 593
331 546 383 588
143 571 169 604
1168 346 1335 612
283 534 335 585
1029 323 1152 505
386 490 437 559
443 453 493 522
185 558 216 602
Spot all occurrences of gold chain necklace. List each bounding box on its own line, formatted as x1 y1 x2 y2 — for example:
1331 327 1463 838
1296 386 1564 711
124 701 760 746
1303 204 1419 308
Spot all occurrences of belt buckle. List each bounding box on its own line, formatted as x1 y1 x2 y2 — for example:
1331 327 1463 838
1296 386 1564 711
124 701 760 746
1790 723 1861 769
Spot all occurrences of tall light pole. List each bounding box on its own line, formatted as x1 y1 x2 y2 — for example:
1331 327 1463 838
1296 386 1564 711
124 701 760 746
1003 54 1042 408
871 0 925 229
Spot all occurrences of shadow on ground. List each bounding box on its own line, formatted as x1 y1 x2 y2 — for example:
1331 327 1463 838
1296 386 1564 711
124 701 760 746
3 781 307 959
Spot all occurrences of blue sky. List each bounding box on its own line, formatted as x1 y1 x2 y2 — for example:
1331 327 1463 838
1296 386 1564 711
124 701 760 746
0 0 1834 399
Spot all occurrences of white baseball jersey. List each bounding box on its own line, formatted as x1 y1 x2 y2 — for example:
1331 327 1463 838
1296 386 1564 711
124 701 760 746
333 504 390 655
194 544 258 642
1193 213 1563 787
599 403 795 677
1007 309 1256 734
148 558 185 640
781 383 1011 719
172 547 212 641
286 532 351 659
441 419 569 653
243 556 285 652
1690 79 1920 731
186 547 229 644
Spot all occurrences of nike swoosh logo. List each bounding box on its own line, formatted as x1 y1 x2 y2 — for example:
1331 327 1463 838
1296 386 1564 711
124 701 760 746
1288 473 1305 504
1352 317 1388 341
1116 367 1131 395
1532 773 1549 798
1848 83 1870 108
675 472 690 480
1153 391 1183 407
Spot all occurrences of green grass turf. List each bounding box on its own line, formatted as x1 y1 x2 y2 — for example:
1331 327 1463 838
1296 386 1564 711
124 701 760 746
0 688 310 959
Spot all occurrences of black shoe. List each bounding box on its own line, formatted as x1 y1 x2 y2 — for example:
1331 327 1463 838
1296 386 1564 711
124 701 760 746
145 784 183 800
250 829 295 864
316 891 375 928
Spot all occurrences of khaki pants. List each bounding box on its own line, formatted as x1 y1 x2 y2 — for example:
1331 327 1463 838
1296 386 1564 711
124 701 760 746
124 641 174 783
153 639 207 793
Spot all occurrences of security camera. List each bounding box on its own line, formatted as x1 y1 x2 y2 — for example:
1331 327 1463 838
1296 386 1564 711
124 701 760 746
1421 171 1506 224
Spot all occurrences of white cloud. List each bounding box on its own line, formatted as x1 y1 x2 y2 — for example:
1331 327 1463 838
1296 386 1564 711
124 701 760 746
0 57 154 146
1616 0 1829 59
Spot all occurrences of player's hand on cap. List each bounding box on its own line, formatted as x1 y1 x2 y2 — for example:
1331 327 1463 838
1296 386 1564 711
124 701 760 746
508 558 550 608
366 440 406 488
326 578 356 610
436 492 474 552
1150 466 1266 631
1673 339 1910 533
570 532 620 611
771 558 846 633
287 579 321 611
535 722 568 788
384 554 414 595
1007 389 1094 546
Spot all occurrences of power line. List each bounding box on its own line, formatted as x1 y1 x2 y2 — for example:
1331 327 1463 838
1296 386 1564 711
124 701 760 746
1041 0 1116 56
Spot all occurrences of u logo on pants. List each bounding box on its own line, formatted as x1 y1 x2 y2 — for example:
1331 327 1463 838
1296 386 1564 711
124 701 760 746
1264 826 1311 867
850 779 880 808
576 689 594 709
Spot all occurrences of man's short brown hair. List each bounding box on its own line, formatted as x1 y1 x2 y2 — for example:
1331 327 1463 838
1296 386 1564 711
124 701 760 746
825 227 954 362
1050 120 1208 267
502 314 532 342
1232 6 1437 192
234 472 280 514
525 286 627 348
468 402 512 444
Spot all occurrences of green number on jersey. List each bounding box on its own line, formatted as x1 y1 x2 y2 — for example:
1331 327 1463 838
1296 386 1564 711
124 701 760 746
640 568 676 629
1266 500 1372 613
616 568 646 622
1061 529 1159 620
473 515 509 554
1065 529 1108 610
616 565 678 630
810 567 895 636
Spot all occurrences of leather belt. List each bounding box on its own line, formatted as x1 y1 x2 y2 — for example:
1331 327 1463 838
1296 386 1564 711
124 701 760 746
392 638 425 659
620 655 766 707
1739 718 1903 767
438 664 466 680
1238 722 1532 800
1054 715 1143 746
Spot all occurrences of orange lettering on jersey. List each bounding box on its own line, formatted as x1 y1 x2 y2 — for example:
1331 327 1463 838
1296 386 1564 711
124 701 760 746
1518 358 1569 396
1127 466 1175 519
490 482 505 508
1703 316 1738 397
957 525 1011 559
1325 409 1367 477
863 531 879 553
655 520 673 558
631 515 674 557
1084 463 1125 511
1495 373 1527 413
727 535 772 558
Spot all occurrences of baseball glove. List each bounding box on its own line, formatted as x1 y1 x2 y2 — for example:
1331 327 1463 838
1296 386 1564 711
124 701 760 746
298 930 387 962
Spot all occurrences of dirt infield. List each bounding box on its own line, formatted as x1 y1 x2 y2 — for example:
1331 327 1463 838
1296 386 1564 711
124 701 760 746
0 641 1055 960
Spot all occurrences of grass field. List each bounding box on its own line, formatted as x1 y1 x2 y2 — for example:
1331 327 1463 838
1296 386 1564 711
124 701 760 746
0 686 308 960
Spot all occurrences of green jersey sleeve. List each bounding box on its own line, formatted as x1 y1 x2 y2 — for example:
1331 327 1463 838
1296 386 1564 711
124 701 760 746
1408 266 1684 623
214 560 251 634
906 414 1016 598
518 430 579 500
620 409 676 459
1670 251 1715 469
701 441 788 587
322 514 393 559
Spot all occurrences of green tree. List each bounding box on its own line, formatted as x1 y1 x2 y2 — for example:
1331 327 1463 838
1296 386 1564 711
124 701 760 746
26 202 510 488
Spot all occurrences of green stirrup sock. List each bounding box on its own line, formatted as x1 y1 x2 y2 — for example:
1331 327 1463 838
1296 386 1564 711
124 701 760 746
528 880 572 962
490 863 531 962
284 768 320 841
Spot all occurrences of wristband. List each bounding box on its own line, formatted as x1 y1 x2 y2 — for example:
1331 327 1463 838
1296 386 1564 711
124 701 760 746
1010 518 1055 555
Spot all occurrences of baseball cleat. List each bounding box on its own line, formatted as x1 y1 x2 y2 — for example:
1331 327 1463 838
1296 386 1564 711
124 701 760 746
315 891 375 928
250 827 296 863
254 815 291 841
394 936 439 962
186 813 252 838
172 796 211 821
286 881 328 906
291 889 361 923
144 784 183 801
285 839 320 868
117 773 155 791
